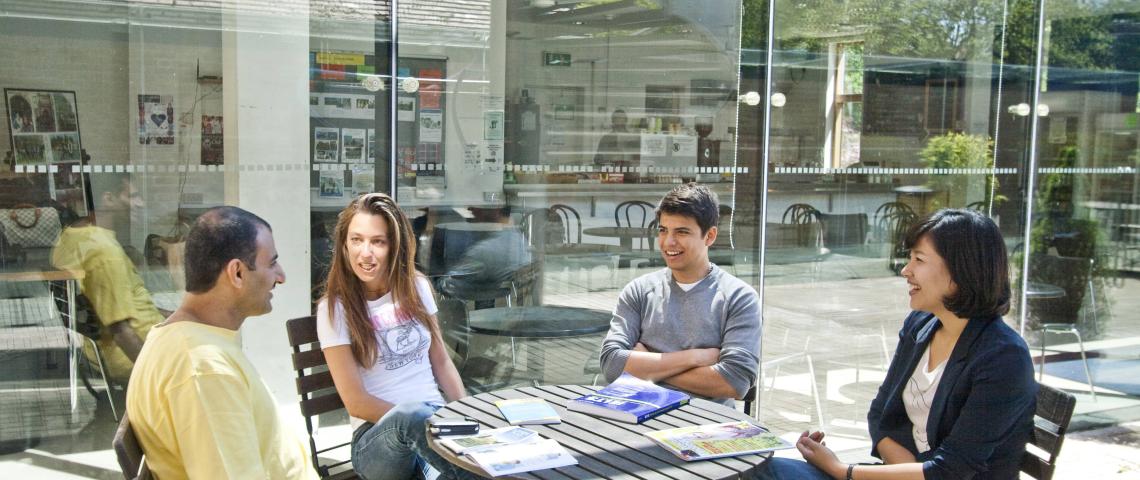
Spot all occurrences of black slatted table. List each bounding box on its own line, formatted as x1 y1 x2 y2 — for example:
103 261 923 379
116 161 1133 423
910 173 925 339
427 384 771 479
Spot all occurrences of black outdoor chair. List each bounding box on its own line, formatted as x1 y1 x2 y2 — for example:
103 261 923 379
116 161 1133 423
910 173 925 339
285 315 358 480
1021 384 1077 480
615 200 656 250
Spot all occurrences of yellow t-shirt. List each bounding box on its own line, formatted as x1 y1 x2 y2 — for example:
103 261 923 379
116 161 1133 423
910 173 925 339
51 225 163 381
126 321 316 480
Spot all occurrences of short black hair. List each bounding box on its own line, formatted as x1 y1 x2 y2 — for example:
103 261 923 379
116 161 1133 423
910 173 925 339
184 206 271 293
656 182 719 234
903 209 1010 318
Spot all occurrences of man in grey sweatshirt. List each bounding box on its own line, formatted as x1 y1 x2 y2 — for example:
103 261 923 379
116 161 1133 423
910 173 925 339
599 183 761 406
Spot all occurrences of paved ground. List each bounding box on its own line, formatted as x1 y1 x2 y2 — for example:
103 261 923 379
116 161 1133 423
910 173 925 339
3 251 1139 477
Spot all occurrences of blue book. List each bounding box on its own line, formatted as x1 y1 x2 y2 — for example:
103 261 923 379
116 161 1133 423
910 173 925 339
567 373 690 423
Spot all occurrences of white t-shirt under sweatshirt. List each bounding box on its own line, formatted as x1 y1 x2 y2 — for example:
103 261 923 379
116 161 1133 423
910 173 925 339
317 277 443 430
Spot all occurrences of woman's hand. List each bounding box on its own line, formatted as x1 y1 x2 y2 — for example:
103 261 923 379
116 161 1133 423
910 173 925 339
877 436 918 464
796 431 846 479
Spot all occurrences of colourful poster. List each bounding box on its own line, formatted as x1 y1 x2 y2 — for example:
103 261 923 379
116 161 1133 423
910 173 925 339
138 94 175 145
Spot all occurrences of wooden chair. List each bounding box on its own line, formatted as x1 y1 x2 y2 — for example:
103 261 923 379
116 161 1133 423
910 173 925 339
112 412 152 480
1021 384 1077 480
286 316 358 480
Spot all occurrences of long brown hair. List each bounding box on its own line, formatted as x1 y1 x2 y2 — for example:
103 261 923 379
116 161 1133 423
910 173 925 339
321 193 439 367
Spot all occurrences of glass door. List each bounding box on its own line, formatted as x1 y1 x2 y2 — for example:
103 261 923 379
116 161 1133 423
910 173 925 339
393 0 755 391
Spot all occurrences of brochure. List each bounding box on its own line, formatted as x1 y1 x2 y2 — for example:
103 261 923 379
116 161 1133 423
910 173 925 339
644 421 794 461
567 372 689 423
438 426 538 455
465 438 577 477
495 398 561 425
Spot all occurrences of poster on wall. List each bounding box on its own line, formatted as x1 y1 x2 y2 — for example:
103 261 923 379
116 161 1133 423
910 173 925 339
138 94 175 145
353 96 376 120
5 88 88 216
351 164 375 195
6 89 82 163
397 97 416 122
366 129 376 163
484 111 504 141
419 68 442 109
201 115 224 165
314 127 340 163
318 170 345 198
419 110 442 142
322 95 352 118
341 128 366 163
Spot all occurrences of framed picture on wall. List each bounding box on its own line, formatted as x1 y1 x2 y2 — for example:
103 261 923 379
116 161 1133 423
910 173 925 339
4 88 89 216
6 88 82 164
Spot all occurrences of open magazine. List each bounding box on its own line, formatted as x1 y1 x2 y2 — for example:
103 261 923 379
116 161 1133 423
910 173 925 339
644 421 794 461
437 426 578 476
438 426 538 455
465 438 577 477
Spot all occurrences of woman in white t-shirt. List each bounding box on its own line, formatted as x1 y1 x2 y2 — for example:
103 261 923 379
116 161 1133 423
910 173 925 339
317 193 474 480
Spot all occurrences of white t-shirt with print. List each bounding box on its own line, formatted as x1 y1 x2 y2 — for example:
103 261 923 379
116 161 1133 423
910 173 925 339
316 276 444 430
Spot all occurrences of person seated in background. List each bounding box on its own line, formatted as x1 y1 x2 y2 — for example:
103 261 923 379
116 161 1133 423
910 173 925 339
434 204 531 309
127 206 315 479
592 109 640 169
50 179 163 383
756 209 1037 480
599 183 761 406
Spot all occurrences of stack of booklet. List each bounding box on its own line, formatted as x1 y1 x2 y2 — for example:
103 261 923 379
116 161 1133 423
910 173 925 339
644 421 794 461
438 426 577 477
567 372 689 423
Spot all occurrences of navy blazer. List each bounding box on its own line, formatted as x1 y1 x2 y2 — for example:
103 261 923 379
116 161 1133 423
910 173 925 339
867 311 1037 480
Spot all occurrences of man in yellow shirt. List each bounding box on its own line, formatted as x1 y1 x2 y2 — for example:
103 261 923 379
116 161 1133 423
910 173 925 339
50 177 164 382
126 206 316 479
51 223 162 382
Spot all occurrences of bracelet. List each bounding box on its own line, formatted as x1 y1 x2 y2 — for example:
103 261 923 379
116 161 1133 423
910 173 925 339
846 464 855 480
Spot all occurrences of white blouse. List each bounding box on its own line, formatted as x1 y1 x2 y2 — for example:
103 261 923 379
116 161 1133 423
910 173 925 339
903 344 947 453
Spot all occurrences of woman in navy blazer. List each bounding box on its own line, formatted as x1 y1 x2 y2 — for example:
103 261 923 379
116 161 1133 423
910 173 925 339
758 209 1037 480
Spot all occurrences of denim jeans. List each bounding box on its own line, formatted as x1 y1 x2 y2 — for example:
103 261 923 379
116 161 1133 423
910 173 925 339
753 457 833 480
351 402 480 480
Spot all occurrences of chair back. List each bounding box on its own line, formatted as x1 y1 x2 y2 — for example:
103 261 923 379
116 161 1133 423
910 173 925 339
614 200 655 228
818 212 868 248
509 262 541 306
1021 384 1077 480
519 208 561 249
112 412 152 480
782 203 820 225
549 204 582 244
437 297 472 367
1029 255 1093 326
286 315 355 479
48 280 103 339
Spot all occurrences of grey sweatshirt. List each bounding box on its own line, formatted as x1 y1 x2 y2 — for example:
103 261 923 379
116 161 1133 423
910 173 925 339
599 264 762 406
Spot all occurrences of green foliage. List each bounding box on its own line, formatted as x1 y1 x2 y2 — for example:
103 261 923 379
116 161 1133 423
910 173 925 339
919 132 992 169
918 133 1006 207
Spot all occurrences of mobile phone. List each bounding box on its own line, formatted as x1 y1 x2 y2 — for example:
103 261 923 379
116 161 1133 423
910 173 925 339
427 416 480 436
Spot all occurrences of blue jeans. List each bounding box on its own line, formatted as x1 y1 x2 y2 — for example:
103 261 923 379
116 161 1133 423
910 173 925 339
351 402 479 480
753 457 833 480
